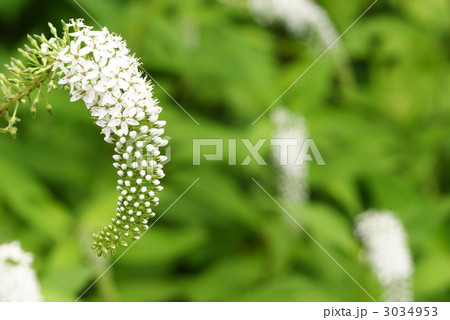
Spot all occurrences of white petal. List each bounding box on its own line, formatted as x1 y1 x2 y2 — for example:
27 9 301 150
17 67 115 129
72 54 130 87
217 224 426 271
121 122 129 136
94 82 108 93
126 118 139 126
78 46 92 56
124 107 137 118
108 119 121 127
86 70 99 80
82 91 96 104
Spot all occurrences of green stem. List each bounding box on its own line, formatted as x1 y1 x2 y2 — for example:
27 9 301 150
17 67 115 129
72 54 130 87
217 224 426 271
0 69 52 114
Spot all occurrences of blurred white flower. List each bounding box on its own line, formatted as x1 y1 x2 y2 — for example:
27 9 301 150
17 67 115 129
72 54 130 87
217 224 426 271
271 107 309 211
0 241 42 302
355 210 414 302
249 0 341 50
182 19 200 50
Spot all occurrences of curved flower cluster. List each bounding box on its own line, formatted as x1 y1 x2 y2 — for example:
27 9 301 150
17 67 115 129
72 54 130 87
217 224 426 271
249 0 341 50
355 210 414 301
0 242 42 302
49 19 168 256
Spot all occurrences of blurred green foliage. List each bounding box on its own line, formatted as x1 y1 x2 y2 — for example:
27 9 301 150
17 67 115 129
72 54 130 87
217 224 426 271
0 0 449 301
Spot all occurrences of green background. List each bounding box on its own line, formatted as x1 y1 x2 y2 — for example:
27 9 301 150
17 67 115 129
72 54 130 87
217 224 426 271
0 0 449 301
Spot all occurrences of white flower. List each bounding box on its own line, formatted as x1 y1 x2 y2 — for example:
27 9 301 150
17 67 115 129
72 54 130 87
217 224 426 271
271 107 309 207
51 19 167 255
249 0 341 50
0 242 42 302
91 106 109 118
355 210 414 302
111 114 139 136
40 39 56 54
52 22 160 140
66 18 90 29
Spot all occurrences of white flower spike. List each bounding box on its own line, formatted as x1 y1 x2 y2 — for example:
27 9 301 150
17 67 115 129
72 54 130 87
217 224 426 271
249 0 341 50
0 242 42 302
271 108 309 205
355 210 414 302
0 19 168 256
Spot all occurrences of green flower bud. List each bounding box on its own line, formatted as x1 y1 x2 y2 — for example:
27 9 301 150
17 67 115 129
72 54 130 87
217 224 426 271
31 95 39 118
9 126 17 141
45 102 53 116
48 23 58 38
26 35 40 50
11 58 25 69
30 105 37 119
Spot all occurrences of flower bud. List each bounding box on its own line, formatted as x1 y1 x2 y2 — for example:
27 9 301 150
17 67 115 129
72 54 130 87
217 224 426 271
46 102 53 116
30 105 37 119
48 22 58 38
